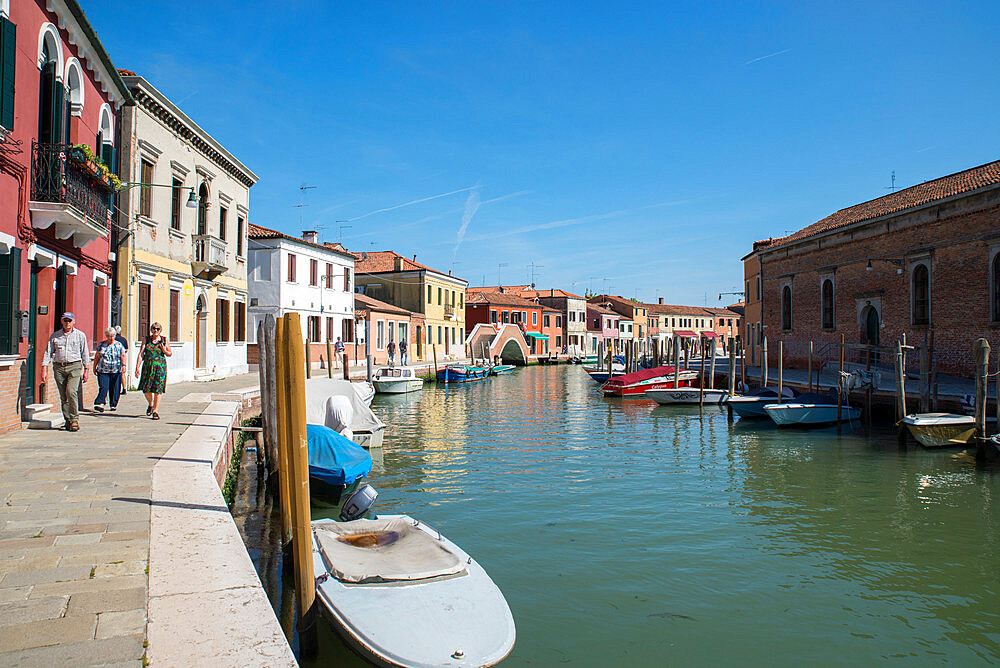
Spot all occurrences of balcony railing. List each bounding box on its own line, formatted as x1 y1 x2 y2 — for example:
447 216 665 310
192 234 228 279
444 304 455 319
30 142 112 228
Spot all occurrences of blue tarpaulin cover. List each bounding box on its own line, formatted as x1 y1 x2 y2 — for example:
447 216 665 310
307 424 372 486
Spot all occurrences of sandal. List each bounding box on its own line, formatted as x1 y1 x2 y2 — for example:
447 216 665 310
146 406 153 416
152 412 160 420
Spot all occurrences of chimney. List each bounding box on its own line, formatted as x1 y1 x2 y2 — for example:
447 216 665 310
302 230 318 244
393 255 404 271
413 254 417 261
499 286 504 293
658 297 664 304
550 288 554 297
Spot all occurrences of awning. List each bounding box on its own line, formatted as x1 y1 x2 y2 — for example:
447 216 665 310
525 332 549 341
673 330 697 338
700 331 718 339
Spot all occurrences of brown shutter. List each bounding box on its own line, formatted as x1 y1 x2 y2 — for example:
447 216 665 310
138 283 151 341
169 289 179 341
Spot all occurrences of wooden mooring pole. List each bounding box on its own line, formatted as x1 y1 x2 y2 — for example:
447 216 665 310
777 340 783 403
304 336 312 379
699 340 706 414
326 339 334 378
256 316 279 473
342 353 350 380
673 338 680 389
761 335 768 389
709 344 717 390
727 338 736 396
273 317 292 546
974 338 990 460
895 339 907 446
807 340 813 393
837 333 845 427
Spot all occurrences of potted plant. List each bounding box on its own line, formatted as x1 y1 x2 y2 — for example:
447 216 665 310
70 144 122 191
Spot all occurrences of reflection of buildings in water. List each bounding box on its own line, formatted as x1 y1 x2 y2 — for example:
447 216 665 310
735 428 1000 648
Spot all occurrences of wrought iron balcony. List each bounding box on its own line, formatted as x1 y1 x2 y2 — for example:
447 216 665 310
29 142 112 248
444 304 455 319
192 234 228 279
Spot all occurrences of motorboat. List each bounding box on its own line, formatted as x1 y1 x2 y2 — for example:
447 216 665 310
489 364 516 375
901 413 976 448
572 355 598 365
601 366 697 397
583 355 626 383
373 366 424 394
306 378 386 450
727 386 798 418
763 391 860 426
307 424 372 507
437 364 489 383
312 515 516 667
646 387 729 405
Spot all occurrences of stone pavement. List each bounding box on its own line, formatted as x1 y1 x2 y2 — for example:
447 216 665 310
0 373 260 667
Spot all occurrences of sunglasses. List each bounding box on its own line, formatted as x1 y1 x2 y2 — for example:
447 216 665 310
61 318 73 322
151 327 161 331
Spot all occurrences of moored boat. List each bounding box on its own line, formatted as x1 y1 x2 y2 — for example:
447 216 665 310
646 387 729 405
901 413 976 448
489 364 516 375
763 392 860 426
727 386 798 418
312 515 516 668
437 364 489 383
307 424 372 507
306 378 386 450
373 366 424 394
601 365 697 397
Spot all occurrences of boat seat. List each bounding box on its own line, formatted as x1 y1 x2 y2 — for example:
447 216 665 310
315 517 467 584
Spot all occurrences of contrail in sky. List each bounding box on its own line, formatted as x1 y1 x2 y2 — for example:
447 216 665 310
453 185 483 257
347 186 476 222
744 49 791 65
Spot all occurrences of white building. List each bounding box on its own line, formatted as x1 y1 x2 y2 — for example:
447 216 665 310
247 226 356 345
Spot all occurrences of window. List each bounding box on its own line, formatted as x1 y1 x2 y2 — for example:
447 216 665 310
170 179 182 230
522 311 527 323
309 259 318 286
502 311 509 324
398 322 407 346
542 314 548 327
325 263 333 288
219 206 227 241
343 319 354 343
376 321 385 349
0 247 20 355
993 254 1000 322
234 302 246 342
437 326 442 344
0 16 14 132
556 315 562 327
556 335 562 347
438 287 442 305
287 254 296 282
92 283 101 344
427 327 432 344
344 267 351 292
781 285 792 330
532 312 538 326
326 317 334 341
139 160 153 218
912 264 930 325
756 277 761 301
197 184 209 235
458 293 463 308
450 290 455 306
821 279 834 329
307 315 320 342
236 217 245 256
138 282 151 341
490 310 497 323
427 285 433 303
216 299 230 342
169 289 180 342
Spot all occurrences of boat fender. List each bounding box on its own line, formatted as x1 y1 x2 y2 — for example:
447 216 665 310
315 572 330 586
452 651 465 659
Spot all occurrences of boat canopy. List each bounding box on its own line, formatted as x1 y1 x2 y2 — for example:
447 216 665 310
525 332 549 340
305 378 385 434
673 330 697 338
602 365 677 387
307 424 372 486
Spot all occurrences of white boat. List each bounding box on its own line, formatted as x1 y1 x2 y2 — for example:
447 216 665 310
727 387 797 418
306 378 386 450
901 413 976 448
764 393 860 426
312 515 516 668
646 387 729 405
373 366 424 394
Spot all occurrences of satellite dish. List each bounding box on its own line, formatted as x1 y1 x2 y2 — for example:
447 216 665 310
361 252 368 260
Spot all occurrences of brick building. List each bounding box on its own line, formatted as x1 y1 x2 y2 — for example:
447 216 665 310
743 159 1000 378
354 293 424 366
465 289 552 356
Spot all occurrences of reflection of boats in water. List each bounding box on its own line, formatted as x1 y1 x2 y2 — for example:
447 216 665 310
901 413 975 448
306 378 386 450
312 515 516 667
373 366 424 394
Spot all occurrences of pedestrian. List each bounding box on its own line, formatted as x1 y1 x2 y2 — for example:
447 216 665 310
93 327 127 412
333 336 345 368
41 312 90 432
399 338 408 365
114 325 128 396
134 322 171 420
387 339 396 366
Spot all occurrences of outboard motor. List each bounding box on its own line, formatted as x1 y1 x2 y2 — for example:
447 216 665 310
340 484 378 521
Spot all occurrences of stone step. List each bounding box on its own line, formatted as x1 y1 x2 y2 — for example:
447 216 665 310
25 403 53 420
29 414 65 430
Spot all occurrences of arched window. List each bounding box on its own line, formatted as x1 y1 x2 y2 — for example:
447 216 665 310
821 279 834 329
912 264 930 325
197 183 209 235
992 254 1000 322
64 59 84 144
781 285 792 330
96 104 114 165
37 34 63 145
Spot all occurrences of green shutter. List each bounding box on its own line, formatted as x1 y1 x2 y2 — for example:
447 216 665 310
0 247 21 355
0 18 15 131
51 76 63 147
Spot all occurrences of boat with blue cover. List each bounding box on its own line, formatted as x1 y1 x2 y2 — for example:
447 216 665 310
307 424 373 506
437 364 490 383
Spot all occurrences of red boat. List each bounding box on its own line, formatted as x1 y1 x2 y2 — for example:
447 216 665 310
601 365 698 397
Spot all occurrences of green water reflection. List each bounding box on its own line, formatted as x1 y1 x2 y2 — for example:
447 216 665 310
299 365 1000 665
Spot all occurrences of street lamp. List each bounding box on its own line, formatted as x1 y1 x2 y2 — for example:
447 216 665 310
119 181 199 207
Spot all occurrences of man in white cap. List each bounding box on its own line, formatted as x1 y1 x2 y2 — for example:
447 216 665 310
41 312 90 431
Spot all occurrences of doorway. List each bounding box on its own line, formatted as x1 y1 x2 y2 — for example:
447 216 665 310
196 294 207 368
26 264 39 405
861 305 880 347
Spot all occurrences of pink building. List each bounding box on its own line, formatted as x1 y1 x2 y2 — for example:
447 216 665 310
586 303 621 354
0 1 131 429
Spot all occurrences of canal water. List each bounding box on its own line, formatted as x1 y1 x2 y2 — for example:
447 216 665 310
249 364 1000 666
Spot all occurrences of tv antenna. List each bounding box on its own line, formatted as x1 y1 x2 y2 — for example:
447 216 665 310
335 220 351 243
527 261 543 288
885 170 896 192
497 262 508 286
294 185 317 230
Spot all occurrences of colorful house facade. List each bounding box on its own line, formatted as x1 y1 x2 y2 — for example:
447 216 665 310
354 293 424 366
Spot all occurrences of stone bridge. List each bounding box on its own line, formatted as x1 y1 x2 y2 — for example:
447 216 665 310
465 323 530 365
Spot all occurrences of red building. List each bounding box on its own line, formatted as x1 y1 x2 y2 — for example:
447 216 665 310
0 1 131 429
465 289 553 355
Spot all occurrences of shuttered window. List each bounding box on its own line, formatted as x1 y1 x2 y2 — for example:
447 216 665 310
138 283 151 341
216 299 230 342
169 289 180 342
309 259 318 286
170 179 182 230
287 254 296 282
139 160 153 218
234 301 245 342
344 267 351 292
343 318 354 343
219 206 227 241
236 217 244 256
0 17 15 131
0 247 21 355
92 283 100 344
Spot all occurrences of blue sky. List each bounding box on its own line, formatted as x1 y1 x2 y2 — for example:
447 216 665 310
89 1 1000 305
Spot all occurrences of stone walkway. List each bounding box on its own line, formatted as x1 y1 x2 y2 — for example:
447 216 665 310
0 373 260 667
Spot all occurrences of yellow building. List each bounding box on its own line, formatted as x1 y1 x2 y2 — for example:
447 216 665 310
115 74 258 383
353 252 468 360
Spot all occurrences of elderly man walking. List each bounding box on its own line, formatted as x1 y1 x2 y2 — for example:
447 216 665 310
41 312 90 432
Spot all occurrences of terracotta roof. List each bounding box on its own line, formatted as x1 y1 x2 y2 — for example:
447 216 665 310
465 285 530 293
466 290 540 308
354 293 419 317
587 294 646 314
587 303 619 317
353 250 462 281
647 303 711 316
771 159 1000 250
247 223 356 260
519 288 585 300
117 68 136 77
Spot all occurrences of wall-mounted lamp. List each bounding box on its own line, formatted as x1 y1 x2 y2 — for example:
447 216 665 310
186 190 198 208
120 181 199 208
865 257 904 274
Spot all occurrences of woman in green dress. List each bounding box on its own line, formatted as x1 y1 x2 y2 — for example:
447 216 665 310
135 322 171 420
